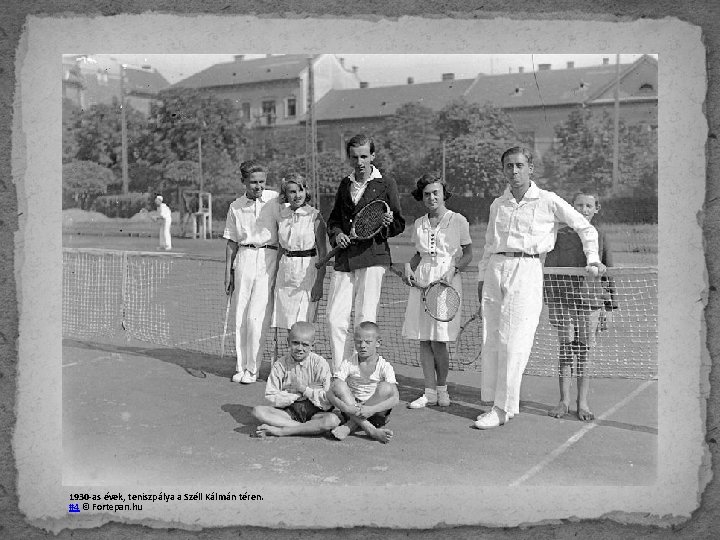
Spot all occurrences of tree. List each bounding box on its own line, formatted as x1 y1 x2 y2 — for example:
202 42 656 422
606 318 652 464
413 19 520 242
424 101 522 197
69 99 147 174
141 89 247 186
62 161 116 209
377 102 439 191
62 98 80 163
540 108 658 198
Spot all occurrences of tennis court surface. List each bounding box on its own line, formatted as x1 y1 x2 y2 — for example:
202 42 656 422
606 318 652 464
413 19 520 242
63 335 656 487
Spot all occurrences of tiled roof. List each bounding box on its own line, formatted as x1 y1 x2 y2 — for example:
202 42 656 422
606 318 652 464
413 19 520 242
173 54 318 89
313 79 474 121
125 68 170 95
314 56 657 121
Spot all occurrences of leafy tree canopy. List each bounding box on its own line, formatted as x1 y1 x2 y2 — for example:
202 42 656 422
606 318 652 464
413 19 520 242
62 160 116 209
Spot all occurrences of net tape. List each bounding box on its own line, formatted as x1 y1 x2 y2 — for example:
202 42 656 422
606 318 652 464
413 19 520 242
63 249 657 378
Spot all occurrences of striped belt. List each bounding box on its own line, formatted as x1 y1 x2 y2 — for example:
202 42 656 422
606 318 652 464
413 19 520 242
284 248 317 258
239 244 278 250
497 251 540 258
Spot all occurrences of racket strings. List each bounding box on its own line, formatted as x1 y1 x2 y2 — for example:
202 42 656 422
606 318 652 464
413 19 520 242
353 201 387 237
424 282 461 321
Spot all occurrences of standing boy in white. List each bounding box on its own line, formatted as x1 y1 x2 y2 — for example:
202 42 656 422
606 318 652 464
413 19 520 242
224 161 281 384
475 147 604 429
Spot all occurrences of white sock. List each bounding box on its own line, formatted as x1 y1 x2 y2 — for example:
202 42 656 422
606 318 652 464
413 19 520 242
436 385 448 393
425 388 437 399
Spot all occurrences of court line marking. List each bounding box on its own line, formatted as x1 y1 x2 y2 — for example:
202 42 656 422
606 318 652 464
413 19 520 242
508 379 655 487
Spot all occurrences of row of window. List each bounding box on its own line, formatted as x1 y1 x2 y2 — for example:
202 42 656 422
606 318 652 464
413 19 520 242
239 97 297 125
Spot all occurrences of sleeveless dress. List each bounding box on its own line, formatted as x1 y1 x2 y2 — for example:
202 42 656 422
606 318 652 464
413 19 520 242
401 211 471 341
272 204 320 329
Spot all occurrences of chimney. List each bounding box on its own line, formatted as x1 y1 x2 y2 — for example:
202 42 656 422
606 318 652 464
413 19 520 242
603 57 610 65
407 77 414 84
538 63 551 71
234 55 245 61
359 81 369 88
442 72 455 81
566 61 574 69
518 66 524 74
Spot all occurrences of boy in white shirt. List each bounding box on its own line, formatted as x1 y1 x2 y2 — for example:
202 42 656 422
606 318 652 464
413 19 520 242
253 322 340 437
327 321 399 444
224 160 282 384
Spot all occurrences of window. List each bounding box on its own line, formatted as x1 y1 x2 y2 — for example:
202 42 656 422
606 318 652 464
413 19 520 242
316 140 325 153
639 82 655 93
241 102 251 121
286 97 297 117
261 100 276 125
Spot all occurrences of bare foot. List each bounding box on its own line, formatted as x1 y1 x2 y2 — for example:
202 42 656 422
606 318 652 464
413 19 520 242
331 424 351 440
577 407 595 421
256 424 282 437
367 427 394 444
548 402 570 418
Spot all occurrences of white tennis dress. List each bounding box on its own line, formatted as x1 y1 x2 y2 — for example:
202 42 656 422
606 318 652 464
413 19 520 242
401 211 471 342
272 204 320 329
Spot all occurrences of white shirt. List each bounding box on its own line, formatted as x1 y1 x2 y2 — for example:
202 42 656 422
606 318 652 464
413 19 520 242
157 203 171 222
264 351 332 410
349 165 383 205
477 182 599 279
335 353 397 403
223 190 280 246
412 211 471 260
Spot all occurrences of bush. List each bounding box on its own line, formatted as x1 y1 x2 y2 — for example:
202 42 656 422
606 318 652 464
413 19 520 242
92 193 153 219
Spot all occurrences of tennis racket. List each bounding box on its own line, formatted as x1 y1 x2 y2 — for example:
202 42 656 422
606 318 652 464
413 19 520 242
388 266 461 322
220 293 232 358
452 311 483 366
315 199 391 268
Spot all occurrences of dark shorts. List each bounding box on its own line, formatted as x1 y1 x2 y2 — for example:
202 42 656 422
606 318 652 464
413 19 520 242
283 400 322 423
339 403 392 428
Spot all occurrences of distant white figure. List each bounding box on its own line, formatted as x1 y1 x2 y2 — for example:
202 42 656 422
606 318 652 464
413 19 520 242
154 195 172 250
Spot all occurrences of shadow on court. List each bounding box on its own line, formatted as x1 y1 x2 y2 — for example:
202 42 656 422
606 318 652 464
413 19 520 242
63 337 657 487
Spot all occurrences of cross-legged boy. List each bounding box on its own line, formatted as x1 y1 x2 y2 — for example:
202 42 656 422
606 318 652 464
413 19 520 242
327 321 399 444
224 160 281 384
544 192 617 421
252 322 340 437
325 134 405 373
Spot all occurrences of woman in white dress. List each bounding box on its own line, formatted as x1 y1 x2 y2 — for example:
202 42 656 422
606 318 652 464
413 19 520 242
401 174 472 408
272 173 328 330
153 195 172 250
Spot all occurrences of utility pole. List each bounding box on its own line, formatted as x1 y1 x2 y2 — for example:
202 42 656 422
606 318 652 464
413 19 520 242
119 64 129 194
612 53 621 194
198 136 203 193
306 56 319 203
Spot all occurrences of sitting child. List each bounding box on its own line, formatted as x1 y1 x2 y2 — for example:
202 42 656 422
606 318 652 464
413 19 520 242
327 321 399 444
252 322 340 437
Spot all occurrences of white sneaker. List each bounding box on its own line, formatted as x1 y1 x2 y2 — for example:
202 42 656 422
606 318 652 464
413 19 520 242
240 371 257 384
408 394 437 409
437 390 451 407
474 407 508 429
231 371 245 383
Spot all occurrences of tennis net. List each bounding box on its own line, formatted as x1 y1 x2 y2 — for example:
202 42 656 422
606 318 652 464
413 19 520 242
62 248 657 378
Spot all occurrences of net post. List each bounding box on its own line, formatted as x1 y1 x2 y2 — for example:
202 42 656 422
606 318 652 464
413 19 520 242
120 251 128 331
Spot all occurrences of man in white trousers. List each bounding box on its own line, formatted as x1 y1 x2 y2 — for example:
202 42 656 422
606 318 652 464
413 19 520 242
154 195 172 250
224 161 281 384
475 146 605 429
325 134 405 373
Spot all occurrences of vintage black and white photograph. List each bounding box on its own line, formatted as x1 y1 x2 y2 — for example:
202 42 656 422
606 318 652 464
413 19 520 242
61 51 659 488
13 14 706 531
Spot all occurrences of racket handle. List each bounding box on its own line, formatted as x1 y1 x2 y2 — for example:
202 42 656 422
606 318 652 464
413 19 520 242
220 294 232 358
315 244 342 268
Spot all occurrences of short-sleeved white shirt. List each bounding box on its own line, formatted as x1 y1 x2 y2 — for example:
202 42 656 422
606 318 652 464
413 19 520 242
411 210 471 260
336 353 396 403
223 190 280 246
